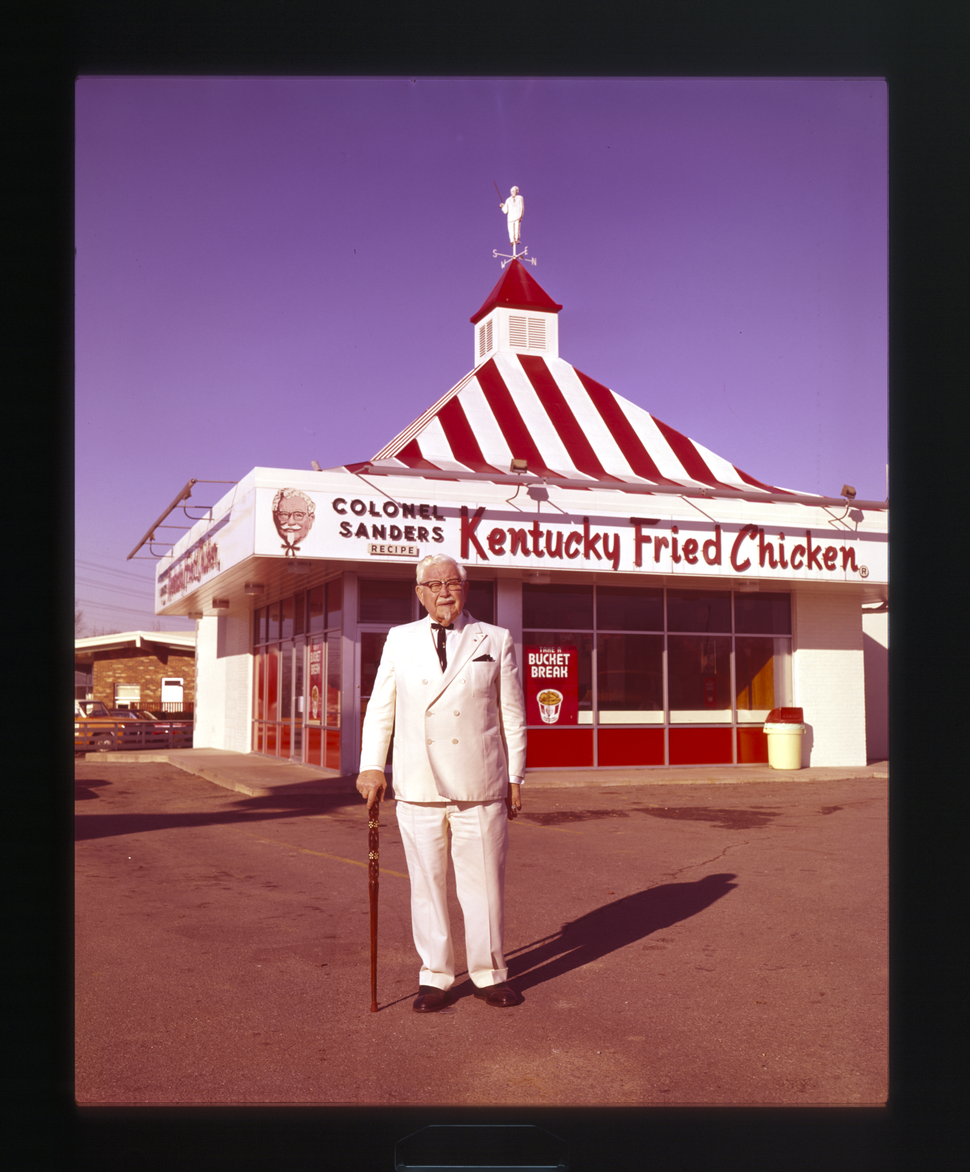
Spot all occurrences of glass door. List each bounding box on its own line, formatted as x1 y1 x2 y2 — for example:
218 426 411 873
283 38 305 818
279 642 293 758
291 639 305 762
355 626 393 773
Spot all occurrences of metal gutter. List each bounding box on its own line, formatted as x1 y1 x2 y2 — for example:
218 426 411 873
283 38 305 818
127 479 238 560
348 462 889 512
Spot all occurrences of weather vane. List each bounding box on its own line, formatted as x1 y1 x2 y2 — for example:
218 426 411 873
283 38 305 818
493 182 536 268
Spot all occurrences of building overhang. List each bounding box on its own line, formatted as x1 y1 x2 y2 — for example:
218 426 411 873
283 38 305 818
151 465 888 618
74 630 197 662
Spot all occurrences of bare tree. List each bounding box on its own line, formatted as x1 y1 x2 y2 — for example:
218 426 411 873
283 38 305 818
75 600 85 636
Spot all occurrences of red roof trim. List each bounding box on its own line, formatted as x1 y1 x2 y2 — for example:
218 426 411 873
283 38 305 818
734 466 793 495
470 259 563 325
393 440 447 471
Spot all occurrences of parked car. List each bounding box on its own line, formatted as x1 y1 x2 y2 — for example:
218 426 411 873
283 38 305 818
76 700 194 753
108 707 167 738
128 708 193 733
75 699 123 751
75 701 180 751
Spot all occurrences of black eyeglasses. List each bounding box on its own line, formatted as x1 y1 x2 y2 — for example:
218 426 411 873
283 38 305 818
419 579 465 593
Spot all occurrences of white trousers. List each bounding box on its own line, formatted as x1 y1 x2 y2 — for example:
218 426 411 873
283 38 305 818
395 799 509 991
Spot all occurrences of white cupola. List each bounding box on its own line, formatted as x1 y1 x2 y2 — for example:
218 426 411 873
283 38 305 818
469 258 563 365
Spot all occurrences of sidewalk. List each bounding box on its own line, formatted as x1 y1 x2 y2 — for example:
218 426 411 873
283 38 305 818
83 745 889 798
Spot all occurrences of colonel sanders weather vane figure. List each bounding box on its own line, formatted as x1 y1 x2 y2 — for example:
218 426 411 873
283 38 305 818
492 183 537 269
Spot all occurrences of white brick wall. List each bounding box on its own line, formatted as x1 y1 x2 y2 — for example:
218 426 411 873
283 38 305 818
792 585 867 766
193 614 253 752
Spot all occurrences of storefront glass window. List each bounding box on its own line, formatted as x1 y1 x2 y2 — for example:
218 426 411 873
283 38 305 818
523 583 593 630
266 646 279 722
309 585 325 635
280 646 292 719
667 589 731 633
465 580 494 624
667 634 733 722
359 630 388 707
596 633 664 722
326 578 343 630
326 629 341 729
254 649 265 720
359 579 414 623
253 585 344 764
596 585 664 632
292 644 303 756
281 596 294 642
735 636 792 721
734 592 792 634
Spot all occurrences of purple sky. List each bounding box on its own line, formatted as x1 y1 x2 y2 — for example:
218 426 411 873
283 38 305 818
75 77 886 635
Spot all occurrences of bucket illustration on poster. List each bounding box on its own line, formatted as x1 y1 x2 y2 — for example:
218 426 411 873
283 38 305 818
537 688 564 723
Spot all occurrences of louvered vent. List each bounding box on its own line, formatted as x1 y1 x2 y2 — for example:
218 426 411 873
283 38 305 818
508 314 547 351
478 318 493 359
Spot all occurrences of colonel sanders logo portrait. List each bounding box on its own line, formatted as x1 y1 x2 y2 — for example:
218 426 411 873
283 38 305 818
272 488 316 557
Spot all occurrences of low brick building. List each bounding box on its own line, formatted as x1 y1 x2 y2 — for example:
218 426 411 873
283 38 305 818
74 630 197 713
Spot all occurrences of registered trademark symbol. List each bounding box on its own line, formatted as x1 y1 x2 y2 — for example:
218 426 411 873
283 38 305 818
859 565 869 578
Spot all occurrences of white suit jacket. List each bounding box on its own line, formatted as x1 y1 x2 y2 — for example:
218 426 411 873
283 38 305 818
501 194 524 223
359 612 527 802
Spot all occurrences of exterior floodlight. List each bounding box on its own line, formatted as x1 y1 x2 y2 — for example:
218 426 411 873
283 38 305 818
510 458 529 473
212 598 230 609
841 485 857 500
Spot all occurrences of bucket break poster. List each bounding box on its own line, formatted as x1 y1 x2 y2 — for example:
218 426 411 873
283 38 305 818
524 645 578 726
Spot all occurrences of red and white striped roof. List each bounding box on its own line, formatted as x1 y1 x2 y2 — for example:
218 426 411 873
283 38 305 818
355 260 825 503
369 350 796 500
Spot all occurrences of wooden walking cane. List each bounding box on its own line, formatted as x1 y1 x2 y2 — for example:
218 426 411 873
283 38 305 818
368 804 379 1012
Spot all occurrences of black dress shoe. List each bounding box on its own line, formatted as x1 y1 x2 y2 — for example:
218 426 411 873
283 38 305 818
473 982 520 1007
412 985 449 1013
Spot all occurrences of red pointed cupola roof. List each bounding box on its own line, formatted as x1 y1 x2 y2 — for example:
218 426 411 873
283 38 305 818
469 259 563 325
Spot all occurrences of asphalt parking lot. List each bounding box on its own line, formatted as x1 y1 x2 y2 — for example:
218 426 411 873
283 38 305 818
75 759 887 1111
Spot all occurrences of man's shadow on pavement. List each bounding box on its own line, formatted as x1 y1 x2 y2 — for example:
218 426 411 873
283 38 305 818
498 872 738 993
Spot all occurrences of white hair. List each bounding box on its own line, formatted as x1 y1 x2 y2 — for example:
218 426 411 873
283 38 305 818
272 488 315 514
415 554 466 583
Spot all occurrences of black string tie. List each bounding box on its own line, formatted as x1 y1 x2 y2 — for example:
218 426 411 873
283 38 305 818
431 623 448 672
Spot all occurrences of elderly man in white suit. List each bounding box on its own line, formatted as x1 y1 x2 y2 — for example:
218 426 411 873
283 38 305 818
500 185 524 246
357 554 527 1011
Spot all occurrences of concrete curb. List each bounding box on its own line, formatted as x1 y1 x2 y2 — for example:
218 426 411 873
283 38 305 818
83 748 888 798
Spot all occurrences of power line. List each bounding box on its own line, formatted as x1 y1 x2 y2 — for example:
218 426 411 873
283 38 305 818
76 597 189 621
75 557 159 583
75 576 158 600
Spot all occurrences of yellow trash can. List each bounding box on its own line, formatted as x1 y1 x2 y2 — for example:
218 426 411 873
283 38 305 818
763 707 805 770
